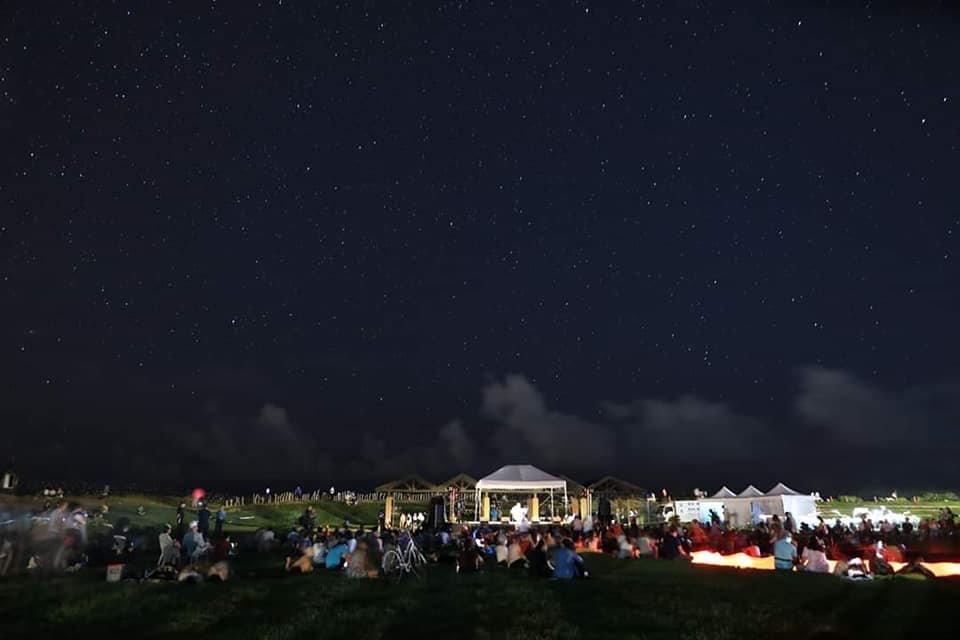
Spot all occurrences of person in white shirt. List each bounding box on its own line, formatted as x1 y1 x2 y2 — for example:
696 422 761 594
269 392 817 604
800 537 830 573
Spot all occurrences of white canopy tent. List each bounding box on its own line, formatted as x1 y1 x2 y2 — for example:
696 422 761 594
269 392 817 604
714 482 818 528
711 486 736 499
474 465 567 522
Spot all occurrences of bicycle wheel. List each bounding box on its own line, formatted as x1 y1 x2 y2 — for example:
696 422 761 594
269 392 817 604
409 550 427 577
383 550 403 582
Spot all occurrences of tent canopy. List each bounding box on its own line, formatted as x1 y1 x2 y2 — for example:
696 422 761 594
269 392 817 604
712 486 736 499
475 465 567 491
738 485 764 497
765 482 801 496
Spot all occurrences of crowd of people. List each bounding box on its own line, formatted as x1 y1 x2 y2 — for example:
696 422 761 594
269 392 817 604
2 495 958 584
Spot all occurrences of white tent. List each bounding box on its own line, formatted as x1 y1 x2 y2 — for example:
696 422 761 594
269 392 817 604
738 485 764 497
711 486 736 499
474 465 567 522
712 483 818 528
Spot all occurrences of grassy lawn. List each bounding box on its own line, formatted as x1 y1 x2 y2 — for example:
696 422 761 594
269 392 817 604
1 553 958 639
1 494 389 534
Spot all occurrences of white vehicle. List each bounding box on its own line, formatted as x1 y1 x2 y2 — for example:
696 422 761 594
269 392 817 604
660 500 725 523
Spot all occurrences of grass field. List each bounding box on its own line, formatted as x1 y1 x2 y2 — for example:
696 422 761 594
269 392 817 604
2 551 958 639
0 494 391 535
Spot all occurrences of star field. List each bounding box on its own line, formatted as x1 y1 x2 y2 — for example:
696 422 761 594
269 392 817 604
1 1 958 491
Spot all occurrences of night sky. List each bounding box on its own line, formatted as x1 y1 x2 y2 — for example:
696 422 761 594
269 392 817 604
2 2 958 495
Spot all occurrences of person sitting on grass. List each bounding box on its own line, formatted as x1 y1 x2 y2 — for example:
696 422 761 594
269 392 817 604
527 537 551 578
158 524 180 567
507 534 526 569
285 540 315 574
325 538 349 570
345 540 378 578
773 530 798 571
456 537 483 574
182 522 208 563
311 535 328 567
552 538 585 579
659 527 689 560
495 533 509 565
800 536 830 573
636 528 658 558
256 527 276 553
211 535 232 563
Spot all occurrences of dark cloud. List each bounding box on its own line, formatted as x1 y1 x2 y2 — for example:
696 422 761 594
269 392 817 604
613 395 774 464
8 368 959 494
482 374 616 473
796 366 960 452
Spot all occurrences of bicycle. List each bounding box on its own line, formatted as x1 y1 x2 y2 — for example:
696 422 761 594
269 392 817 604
382 531 427 582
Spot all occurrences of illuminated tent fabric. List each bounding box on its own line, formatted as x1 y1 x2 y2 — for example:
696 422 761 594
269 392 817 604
765 482 801 496
738 485 764 497
711 486 736 499
475 465 567 491
474 465 567 521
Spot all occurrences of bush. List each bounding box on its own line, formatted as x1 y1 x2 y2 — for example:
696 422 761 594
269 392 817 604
917 492 960 502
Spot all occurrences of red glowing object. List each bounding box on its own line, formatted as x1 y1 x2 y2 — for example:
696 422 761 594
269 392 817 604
191 488 206 501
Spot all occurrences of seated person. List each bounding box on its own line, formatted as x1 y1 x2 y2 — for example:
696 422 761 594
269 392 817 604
285 540 315 574
800 537 830 573
526 539 550 578
636 531 658 558
207 560 230 581
182 523 208 562
507 536 526 569
659 527 689 560
552 538 585 579
256 528 276 553
345 540 378 578
211 536 232 563
158 524 180 567
311 537 328 566
773 532 798 571
457 539 483 573
325 538 349 570
495 536 509 565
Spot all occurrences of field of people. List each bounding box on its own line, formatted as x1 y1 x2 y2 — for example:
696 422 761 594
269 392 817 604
2 550 958 640
3 492 960 639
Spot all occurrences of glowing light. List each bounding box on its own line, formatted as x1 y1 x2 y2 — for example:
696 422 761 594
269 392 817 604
690 551 960 578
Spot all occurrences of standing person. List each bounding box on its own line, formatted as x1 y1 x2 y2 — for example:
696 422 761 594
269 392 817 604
197 503 211 539
175 502 187 540
214 506 226 536
784 512 796 534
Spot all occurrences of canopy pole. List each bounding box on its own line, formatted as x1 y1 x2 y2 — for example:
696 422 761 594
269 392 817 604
549 488 554 519
564 485 568 517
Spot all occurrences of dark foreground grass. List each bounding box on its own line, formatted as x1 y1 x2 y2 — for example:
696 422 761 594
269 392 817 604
2 554 958 640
